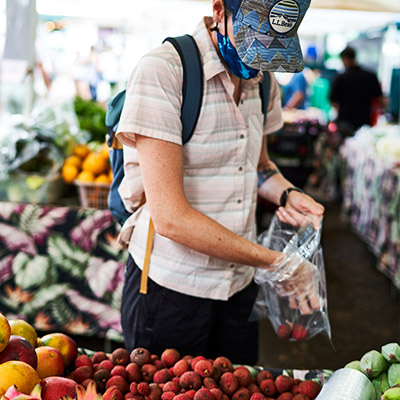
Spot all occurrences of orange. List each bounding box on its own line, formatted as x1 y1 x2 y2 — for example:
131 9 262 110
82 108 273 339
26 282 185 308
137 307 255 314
73 144 90 159
35 346 65 379
100 142 110 161
76 170 95 182
82 153 108 175
94 173 110 184
62 163 79 184
108 169 113 181
38 333 78 367
0 312 11 352
0 361 40 395
8 319 37 348
64 155 82 169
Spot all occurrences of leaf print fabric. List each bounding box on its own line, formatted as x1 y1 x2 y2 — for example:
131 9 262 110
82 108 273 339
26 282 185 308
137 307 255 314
0 202 127 342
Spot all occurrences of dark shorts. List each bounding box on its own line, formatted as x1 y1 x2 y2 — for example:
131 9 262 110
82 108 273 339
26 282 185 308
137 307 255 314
121 255 259 365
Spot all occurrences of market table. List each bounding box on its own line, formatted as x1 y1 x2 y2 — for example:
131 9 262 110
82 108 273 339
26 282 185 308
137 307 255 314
339 125 400 289
0 201 127 342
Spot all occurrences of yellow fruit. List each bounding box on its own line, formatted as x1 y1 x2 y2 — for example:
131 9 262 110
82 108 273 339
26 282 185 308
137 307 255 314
62 163 79 184
0 313 11 352
76 170 95 182
94 174 110 184
35 346 65 379
108 169 113 181
64 155 82 169
0 361 40 395
8 319 37 348
73 144 90 159
82 153 108 175
100 143 110 160
38 333 78 367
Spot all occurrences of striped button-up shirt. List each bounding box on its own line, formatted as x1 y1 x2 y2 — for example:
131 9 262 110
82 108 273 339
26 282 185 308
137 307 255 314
116 17 283 300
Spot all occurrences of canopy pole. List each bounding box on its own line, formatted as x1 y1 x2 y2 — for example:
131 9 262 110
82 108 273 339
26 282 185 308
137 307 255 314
25 0 37 120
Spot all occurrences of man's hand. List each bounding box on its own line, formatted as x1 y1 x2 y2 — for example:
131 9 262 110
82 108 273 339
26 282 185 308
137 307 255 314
276 190 324 230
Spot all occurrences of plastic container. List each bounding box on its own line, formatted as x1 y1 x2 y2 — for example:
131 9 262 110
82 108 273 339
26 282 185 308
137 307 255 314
74 180 110 209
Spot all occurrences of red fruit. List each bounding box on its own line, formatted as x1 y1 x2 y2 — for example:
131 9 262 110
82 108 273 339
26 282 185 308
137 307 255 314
259 379 276 397
161 349 181 367
233 368 252 387
130 382 139 395
195 360 214 378
81 379 97 390
40 377 78 400
92 351 108 364
145 383 163 400
99 359 114 372
111 365 129 380
277 394 293 400
75 354 93 369
210 389 224 400
174 359 191 377
130 348 152 366
153 360 164 370
71 365 94 383
248 384 261 395
163 381 181 394
125 394 136 400
138 382 151 396
106 375 130 394
211 366 222 383
292 386 301 395
195 388 216 400
274 375 293 393
0 335 37 369
232 388 251 400
256 370 274 385
292 395 309 400
191 356 206 370
179 371 202 390
250 394 265 400
161 392 175 400
175 395 192 400
203 377 218 389
104 386 124 400
126 363 142 383
298 381 321 398
277 324 292 340
113 348 131 366
185 390 196 399
219 372 239 396
93 368 110 391
153 368 172 384
142 363 157 382
213 357 233 374
291 325 308 342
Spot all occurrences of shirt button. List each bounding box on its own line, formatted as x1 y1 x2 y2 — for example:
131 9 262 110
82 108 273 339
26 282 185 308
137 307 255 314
240 99 244 105
237 199 242 204
229 263 235 268
240 134 245 139
238 166 243 172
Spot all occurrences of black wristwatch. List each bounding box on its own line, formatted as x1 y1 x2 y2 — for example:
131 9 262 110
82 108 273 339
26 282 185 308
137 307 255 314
279 187 304 207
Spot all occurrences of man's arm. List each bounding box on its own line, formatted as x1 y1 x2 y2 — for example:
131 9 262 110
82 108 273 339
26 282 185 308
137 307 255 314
135 134 282 269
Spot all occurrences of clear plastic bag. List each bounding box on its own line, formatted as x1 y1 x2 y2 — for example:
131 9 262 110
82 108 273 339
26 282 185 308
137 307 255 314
251 213 331 342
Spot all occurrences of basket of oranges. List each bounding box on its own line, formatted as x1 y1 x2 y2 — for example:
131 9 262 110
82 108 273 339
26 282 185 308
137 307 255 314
61 142 112 209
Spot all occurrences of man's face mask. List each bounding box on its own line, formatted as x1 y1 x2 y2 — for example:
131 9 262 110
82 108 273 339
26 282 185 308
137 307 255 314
212 9 259 80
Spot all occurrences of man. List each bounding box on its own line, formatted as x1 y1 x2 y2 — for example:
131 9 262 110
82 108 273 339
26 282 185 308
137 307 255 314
282 71 308 110
330 46 385 137
116 0 324 364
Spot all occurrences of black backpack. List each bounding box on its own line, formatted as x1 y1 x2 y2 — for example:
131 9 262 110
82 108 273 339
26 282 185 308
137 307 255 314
105 34 271 226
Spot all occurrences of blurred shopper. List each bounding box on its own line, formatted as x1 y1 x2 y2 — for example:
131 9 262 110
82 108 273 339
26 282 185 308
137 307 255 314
116 0 324 364
282 70 308 109
330 46 385 137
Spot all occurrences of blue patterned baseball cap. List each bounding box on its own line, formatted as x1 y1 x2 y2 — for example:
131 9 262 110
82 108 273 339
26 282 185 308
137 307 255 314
225 0 311 72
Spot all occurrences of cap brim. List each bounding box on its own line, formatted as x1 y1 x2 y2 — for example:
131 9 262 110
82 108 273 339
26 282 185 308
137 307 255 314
232 20 304 73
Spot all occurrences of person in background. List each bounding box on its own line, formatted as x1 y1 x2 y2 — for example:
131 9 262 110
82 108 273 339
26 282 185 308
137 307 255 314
330 46 386 137
282 70 308 110
116 0 324 365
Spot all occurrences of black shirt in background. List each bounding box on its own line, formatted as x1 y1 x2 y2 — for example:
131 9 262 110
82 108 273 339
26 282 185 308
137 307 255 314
330 66 383 131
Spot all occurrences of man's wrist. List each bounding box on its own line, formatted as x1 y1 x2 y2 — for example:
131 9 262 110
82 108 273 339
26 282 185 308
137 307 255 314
279 187 304 207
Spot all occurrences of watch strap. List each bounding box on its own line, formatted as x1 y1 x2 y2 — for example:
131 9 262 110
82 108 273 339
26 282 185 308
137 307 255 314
279 187 304 207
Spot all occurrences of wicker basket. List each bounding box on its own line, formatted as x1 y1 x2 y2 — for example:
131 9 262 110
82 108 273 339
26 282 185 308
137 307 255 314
74 180 110 209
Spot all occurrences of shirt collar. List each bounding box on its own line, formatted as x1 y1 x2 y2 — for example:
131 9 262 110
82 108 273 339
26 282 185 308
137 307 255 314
192 17 263 85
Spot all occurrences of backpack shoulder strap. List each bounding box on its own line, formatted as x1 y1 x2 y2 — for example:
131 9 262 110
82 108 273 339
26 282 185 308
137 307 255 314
105 89 126 148
163 35 204 145
259 71 271 125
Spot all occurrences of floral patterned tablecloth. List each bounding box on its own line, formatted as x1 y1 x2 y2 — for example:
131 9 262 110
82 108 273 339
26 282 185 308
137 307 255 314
340 126 400 288
0 201 128 341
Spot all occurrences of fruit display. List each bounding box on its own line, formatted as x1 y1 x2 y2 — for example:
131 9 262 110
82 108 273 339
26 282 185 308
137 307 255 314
61 143 112 185
344 343 400 399
0 313 322 400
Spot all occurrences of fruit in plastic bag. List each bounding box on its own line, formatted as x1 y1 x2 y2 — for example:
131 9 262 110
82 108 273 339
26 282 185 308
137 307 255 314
388 363 400 387
291 324 308 341
344 360 362 372
382 343 400 363
360 350 388 378
381 386 400 400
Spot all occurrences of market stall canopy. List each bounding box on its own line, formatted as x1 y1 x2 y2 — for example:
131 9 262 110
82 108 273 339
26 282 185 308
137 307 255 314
310 0 400 13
